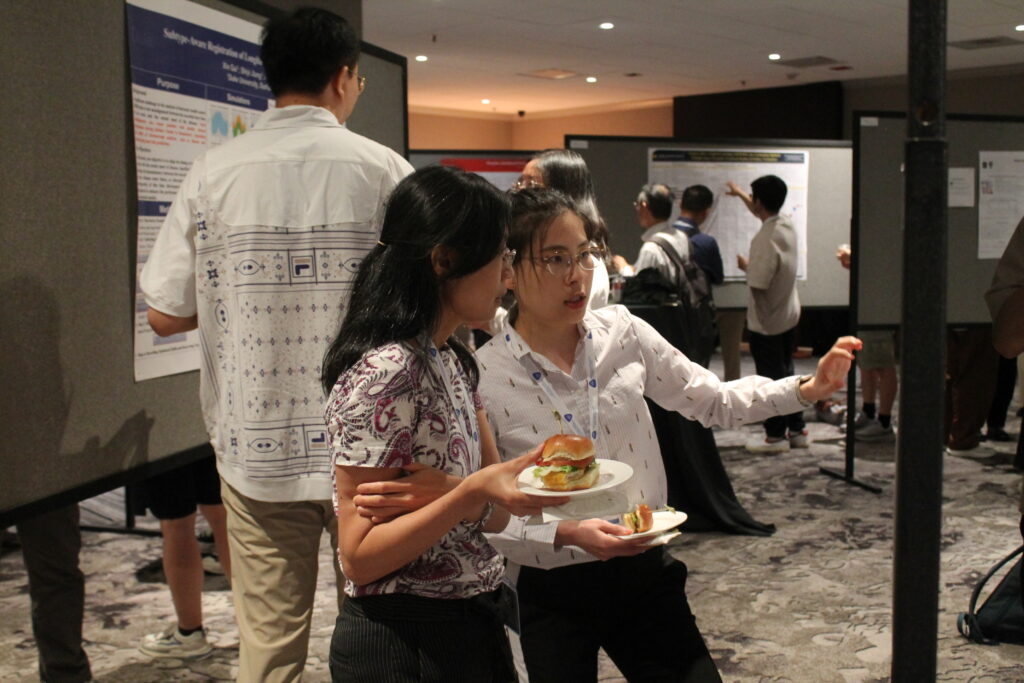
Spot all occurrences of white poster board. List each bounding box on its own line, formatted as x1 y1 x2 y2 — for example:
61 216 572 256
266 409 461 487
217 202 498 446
127 0 269 380
978 150 1024 259
647 148 809 281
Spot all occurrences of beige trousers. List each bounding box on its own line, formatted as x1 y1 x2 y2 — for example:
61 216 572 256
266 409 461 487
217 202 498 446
716 309 747 381
221 480 342 683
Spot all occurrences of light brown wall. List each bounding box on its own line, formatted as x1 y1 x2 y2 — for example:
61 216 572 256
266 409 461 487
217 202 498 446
410 101 673 150
409 112 513 150
512 103 673 150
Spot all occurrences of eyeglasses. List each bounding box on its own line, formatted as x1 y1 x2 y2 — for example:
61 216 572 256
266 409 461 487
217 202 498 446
512 176 542 191
357 75 367 92
502 247 517 267
526 245 603 278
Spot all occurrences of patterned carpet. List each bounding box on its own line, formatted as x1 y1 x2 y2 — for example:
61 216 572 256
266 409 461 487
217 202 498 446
2 359 1022 681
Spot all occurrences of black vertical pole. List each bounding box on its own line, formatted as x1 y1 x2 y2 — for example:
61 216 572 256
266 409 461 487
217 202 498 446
892 1 946 680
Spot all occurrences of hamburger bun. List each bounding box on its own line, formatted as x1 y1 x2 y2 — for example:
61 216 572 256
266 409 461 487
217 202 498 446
533 434 599 491
622 503 654 534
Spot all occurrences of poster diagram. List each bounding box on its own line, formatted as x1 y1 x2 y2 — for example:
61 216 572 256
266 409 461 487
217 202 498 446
978 151 1024 259
127 0 269 381
648 149 810 281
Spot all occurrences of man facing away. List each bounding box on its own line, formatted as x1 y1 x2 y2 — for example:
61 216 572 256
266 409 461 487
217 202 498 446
673 184 741 377
727 175 805 453
614 183 691 282
672 184 724 288
139 8 413 681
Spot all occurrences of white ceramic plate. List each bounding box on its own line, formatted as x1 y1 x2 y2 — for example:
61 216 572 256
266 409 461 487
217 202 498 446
617 509 689 539
516 458 633 497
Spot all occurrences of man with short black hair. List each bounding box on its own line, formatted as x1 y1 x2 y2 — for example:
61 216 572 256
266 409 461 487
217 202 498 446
674 185 723 286
140 7 413 680
728 175 804 453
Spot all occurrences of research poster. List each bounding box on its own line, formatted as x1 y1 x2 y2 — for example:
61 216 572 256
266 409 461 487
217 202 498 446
978 151 1024 259
648 149 809 281
127 0 269 381
440 157 529 191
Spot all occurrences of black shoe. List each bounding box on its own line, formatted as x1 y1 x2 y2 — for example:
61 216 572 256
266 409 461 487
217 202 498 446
985 428 1012 442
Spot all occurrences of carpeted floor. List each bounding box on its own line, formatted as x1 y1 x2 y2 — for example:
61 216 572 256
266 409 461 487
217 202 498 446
2 356 1022 682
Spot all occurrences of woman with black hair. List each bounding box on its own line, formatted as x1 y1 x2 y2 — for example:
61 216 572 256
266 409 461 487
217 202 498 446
474 188 860 682
514 149 612 308
322 166 567 682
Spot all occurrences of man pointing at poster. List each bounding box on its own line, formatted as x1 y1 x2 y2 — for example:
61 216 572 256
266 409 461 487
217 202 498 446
728 175 805 454
140 7 412 681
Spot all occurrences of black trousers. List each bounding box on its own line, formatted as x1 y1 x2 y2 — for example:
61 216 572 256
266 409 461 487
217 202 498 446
516 548 721 683
987 355 1018 432
16 505 92 683
329 590 515 683
748 327 805 438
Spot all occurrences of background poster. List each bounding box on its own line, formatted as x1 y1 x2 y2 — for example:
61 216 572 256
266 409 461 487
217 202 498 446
440 157 529 191
127 0 269 380
978 150 1024 259
648 148 809 280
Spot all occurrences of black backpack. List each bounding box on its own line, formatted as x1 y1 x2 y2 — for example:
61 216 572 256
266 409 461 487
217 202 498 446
957 544 1024 645
649 233 718 367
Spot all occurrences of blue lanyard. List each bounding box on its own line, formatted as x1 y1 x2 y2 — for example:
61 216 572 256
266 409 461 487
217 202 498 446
503 326 600 441
423 339 480 447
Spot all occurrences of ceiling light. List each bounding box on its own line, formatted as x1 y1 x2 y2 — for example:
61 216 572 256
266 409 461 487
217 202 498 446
599 22 614 30
768 53 781 61
585 76 597 83
1016 24 1024 31
481 99 490 104
415 55 428 62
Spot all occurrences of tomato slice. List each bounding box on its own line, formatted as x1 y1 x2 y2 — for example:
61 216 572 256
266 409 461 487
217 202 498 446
535 456 594 469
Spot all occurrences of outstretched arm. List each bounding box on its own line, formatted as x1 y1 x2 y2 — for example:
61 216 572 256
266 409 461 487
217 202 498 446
796 336 863 402
726 181 757 217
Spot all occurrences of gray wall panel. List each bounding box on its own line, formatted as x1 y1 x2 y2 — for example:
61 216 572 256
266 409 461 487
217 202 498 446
0 0 408 517
855 114 1024 326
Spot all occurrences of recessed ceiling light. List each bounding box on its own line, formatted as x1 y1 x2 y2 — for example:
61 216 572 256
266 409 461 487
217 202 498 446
585 76 597 83
768 53 781 61
1016 24 1024 31
415 55 428 62
481 99 490 104
599 22 614 30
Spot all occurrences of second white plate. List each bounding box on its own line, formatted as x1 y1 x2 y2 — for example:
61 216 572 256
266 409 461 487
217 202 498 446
617 509 689 539
516 458 633 497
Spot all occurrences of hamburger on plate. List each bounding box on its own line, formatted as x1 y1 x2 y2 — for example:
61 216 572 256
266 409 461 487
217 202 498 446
532 434 599 491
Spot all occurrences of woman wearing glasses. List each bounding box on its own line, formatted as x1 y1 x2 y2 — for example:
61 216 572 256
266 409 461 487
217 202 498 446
322 167 569 682
512 149 612 309
473 188 860 682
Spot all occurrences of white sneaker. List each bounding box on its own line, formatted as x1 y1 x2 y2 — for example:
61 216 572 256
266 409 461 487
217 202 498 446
745 436 790 454
788 430 810 448
202 554 224 575
139 624 212 659
855 420 895 442
945 444 997 460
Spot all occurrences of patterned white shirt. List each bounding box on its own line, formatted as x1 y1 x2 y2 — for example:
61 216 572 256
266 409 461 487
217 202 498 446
140 105 413 502
477 305 807 569
326 342 503 599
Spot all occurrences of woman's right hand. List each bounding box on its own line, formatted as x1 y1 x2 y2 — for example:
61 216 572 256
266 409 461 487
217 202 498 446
464 449 569 517
555 518 653 560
